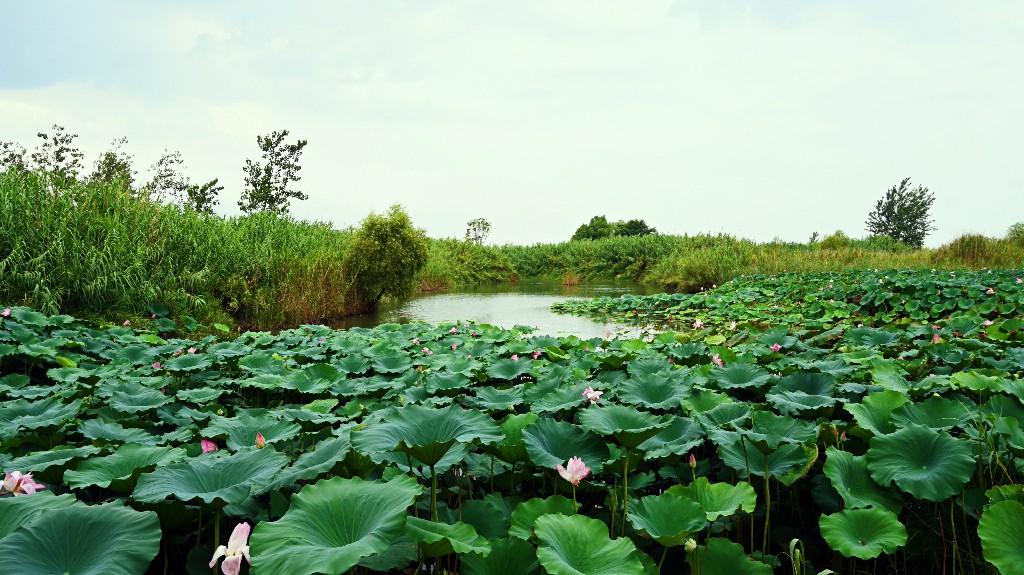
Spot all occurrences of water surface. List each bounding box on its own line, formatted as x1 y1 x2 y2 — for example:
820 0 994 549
332 281 655 339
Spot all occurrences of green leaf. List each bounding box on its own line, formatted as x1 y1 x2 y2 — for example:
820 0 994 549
522 418 608 474
133 448 288 505
979 500 1024 575
250 475 422 575
578 404 671 449
666 477 757 521
627 491 707 546
535 514 644 575
0 503 161 575
461 538 540 575
0 491 78 539
65 444 186 489
866 424 974 501
819 507 908 559
689 537 773 575
822 447 902 512
406 517 491 557
509 496 577 540
352 404 501 467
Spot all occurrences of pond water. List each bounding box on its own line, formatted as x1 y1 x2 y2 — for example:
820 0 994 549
331 281 657 339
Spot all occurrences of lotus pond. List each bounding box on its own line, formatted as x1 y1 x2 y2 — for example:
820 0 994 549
1 268 1024 574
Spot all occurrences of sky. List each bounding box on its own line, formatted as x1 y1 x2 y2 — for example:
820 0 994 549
1 1 1021 246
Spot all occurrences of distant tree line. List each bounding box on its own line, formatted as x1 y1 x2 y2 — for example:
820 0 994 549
571 216 657 241
0 124 309 215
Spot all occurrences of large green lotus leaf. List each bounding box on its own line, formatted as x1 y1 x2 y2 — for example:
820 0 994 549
495 412 538 464
133 448 288 505
204 413 302 450
65 444 186 489
529 383 589 414
666 478 757 521
0 503 161 575
106 381 171 413
616 374 689 410
425 372 473 393
250 474 422 575
163 353 212 372
695 402 751 430
845 390 909 436
206 341 250 358
866 423 974 501
522 418 608 474
267 435 351 491
688 537 772 575
79 419 161 445
473 385 525 411
638 417 704 459
766 372 837 415
281 363 343 393
176 387 224 404
0 491 78 539
979 500 1024 575
335 354 371 374
461 494 517 539
461 537 540 575
534 514 644 575
627 491 706 546
352 404 501 467
950 371 1008 393
822 448 902 512
750 411 818 448
3 445 100 473
371 354 414 374
0 397 81 434
710 363 772 390
578 405 671 449
819 507 907 559
718 440 810 480
509 496 577 540
890 395 974 431
486 358 532 380
406 517 492 557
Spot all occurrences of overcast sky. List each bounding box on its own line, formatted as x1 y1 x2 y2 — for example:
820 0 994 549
2 1 1021 245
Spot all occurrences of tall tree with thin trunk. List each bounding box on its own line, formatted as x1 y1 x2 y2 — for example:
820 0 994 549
865 178 936 248
239 130 308 214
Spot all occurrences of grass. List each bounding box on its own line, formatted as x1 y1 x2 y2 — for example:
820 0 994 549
0 169 364 329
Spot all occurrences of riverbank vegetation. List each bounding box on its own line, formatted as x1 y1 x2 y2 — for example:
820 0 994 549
2 268 1023 573
0 169 426 330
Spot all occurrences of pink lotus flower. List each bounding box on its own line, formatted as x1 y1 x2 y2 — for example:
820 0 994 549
449 326 458 335
201 439 219 454
770 343 782 352
711 354 724 367
188 347 198 354
511 354 519 361
122 319 131 326
412 337 420 345
451 343 458 351
983 319 994 327
0 308 10 317
986 288 996 295
555 457 590 486
932 333 942 344
1017 278 1022 284
152 362 162 370
581 386 603 404
210 522 252 575
151 313 158 319
693 318 704 329
689 453 697 469
2 471 46 496
421 347 432 356
255 432 266 449
318 337 326 344
532 350 542 360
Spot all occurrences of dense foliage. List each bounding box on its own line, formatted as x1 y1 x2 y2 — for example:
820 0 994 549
2 268 1023 573
0 171 427 329
571 216 657 241
865 178 936 249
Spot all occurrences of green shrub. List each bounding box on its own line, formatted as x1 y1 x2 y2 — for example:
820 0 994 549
342 205 429 309
818 231 853 250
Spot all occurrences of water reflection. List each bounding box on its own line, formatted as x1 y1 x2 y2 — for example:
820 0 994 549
331 281 657 339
